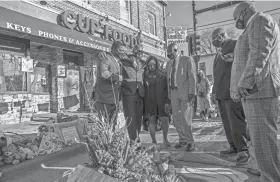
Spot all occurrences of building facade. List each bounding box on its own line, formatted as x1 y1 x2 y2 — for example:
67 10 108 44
0 0 167 124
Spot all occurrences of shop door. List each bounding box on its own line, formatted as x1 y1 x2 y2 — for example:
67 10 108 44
62 50 84 112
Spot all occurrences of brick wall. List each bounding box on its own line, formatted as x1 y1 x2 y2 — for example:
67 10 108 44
32 0 165 45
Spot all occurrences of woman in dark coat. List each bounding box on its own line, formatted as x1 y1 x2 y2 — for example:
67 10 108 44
143 56 170 146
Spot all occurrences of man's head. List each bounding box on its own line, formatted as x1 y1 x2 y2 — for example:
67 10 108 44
167 43 180 60
197 70 205 79
133 44 144 59
212 28 228 48
233 1 257 29
111 41 132 59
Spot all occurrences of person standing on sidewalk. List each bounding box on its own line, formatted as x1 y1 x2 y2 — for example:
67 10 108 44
211 28 250 165
94 41 127 130
231 2 280 181
120 44 146 145
143 56 171 146
166 42 196 151
197 70 211 121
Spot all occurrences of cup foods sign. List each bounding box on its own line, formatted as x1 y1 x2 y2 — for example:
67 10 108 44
58 10 140 47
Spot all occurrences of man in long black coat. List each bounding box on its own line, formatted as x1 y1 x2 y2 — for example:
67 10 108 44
212 28 250 165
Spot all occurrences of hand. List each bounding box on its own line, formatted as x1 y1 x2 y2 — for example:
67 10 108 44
119 75 123 82
237 86 249 99
188 94 195 103
223 53 234 62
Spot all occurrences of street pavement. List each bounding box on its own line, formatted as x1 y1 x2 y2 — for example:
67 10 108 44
1 116 279 182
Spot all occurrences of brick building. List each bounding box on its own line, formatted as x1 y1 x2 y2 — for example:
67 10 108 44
0 0 167 124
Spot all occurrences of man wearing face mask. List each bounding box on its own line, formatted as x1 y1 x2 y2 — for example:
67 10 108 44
94 41 127 130
166 42 196 151
231 2 280 181
211 28 250 165
120 44 146 146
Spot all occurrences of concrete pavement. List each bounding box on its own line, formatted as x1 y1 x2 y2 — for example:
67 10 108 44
1 116 279 182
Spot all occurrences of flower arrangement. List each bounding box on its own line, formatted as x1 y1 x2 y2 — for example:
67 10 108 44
74 113 180 182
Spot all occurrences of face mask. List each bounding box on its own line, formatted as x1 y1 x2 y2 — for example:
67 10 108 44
235 11 246 29
212 34 224 48
167 48 178 60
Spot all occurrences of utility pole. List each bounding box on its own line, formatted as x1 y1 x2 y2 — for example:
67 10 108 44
191 0 242 116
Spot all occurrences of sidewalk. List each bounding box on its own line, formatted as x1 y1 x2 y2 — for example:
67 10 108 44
139 118 262 182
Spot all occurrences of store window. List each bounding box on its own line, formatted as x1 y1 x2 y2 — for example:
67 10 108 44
120 0 131 23
0 37 28 92
30 62 50 93
148 12 156 35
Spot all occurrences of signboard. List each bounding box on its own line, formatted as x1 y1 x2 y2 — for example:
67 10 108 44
61 126 80 143
166 26 188 43
0 7 111 52
58 10 140 48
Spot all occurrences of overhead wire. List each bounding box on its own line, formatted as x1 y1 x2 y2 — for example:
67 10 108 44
187 7 280 32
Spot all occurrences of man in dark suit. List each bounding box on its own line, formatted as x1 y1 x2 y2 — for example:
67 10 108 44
212 28 250 165
120 44 146 144
94 41 130 130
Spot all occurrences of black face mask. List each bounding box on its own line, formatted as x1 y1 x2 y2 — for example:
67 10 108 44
212 40 222 48
235 11 246 30
167 49 177 60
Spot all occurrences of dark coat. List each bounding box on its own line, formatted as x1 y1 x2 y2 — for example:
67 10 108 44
212 39 236 100
94 53 121 104
143 71 170 117
120 57 145 97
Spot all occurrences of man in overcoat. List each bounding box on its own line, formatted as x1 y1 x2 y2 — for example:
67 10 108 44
211 28 250 165
231 2 280 181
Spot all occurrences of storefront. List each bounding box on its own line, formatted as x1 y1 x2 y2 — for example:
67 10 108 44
0 6 114 123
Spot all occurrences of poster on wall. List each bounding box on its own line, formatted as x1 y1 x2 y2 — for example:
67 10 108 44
20 57 34 72
57 65 66 78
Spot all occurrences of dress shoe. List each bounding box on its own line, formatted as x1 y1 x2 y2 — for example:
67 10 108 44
220 147 237 155
236 151 252 165
174 141 188 149
186 143 196 152
247 167 261 176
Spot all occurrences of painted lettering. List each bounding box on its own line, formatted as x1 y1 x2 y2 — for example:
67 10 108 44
58 10 138 47
6 22 32 34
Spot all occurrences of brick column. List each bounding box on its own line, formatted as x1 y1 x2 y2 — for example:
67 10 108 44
50 48 63 113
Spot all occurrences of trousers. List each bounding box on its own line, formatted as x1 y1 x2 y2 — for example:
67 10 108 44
242 97 280 182
122 91 143 142
218 99 248 152
170 88 194 143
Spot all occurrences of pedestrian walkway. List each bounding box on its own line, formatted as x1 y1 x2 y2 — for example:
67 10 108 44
139 118 269 182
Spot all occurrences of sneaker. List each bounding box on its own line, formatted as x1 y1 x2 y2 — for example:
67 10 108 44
220 147 237 155
186 143 196 152
236 151 252 165
174 141 188 149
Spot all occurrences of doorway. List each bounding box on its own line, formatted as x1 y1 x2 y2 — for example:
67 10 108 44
62 50 84 111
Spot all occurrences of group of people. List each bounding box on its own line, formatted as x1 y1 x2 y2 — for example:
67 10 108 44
93 1 280 181
93 39 197 151
211 2 280 182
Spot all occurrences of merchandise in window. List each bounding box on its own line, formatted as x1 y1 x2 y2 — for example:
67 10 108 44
0 53 28 92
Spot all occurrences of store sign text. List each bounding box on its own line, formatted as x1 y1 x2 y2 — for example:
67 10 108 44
5 22 110 52
58 10 139 47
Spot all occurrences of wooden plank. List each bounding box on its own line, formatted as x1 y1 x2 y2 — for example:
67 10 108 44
67 165 123 182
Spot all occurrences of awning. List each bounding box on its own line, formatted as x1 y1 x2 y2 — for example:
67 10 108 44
144 51 169 62
0 6 112 53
